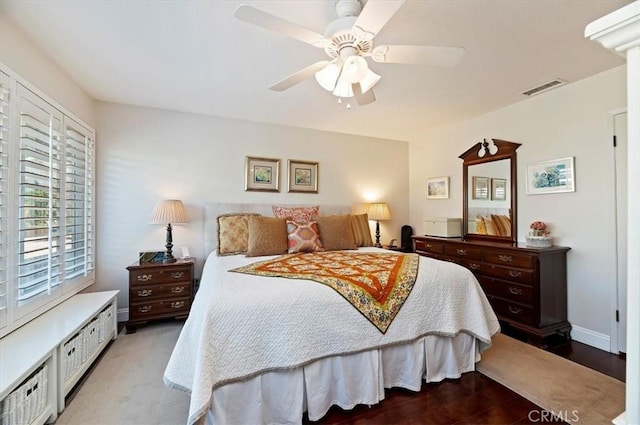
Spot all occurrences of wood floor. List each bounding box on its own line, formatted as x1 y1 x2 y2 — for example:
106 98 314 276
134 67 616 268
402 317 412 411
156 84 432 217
304 336 626 425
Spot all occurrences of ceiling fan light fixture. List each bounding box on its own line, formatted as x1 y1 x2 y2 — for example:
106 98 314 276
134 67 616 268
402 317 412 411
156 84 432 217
315 62 341 91
359 68 381 94
342 55 368 84
332 75 354 98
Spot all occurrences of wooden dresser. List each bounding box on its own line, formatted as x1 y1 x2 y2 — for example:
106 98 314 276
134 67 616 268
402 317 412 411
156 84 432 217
413 236 570 347
126 258 194 333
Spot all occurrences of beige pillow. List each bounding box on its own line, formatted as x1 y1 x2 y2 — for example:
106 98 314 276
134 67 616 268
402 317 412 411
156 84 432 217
491 214 511 237
482 215 498 236
350 213 373 247
217 213 260 256
246 216 289 257
316 215 357 251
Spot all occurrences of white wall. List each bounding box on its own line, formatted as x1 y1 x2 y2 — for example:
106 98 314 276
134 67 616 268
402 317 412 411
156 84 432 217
0 17 96 126
409 65 627 349
95 102 409 317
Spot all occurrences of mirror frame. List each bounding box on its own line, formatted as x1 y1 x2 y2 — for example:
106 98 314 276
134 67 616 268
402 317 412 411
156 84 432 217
460 139 521 243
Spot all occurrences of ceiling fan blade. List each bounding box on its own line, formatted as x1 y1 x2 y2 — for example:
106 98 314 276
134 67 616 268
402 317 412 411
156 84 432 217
371 45 465 67
234 4 325 47
269 61 331 92
353 0 406 38
353 84 376 106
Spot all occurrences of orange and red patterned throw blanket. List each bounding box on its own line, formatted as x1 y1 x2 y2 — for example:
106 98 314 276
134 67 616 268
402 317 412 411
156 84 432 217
230 251 420 333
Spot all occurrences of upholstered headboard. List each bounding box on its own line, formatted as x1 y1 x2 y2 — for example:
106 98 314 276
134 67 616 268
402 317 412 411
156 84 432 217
203 203 353 257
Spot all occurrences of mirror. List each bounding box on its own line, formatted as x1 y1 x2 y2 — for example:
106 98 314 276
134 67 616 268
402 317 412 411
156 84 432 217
460 139 521 243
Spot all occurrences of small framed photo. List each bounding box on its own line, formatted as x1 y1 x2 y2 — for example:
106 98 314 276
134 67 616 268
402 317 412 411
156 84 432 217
288 160 318 193
472 176 490 200
139 251 164 264
426 176 449 199
245 156 280 192
526 157 575 195
491 178 507 201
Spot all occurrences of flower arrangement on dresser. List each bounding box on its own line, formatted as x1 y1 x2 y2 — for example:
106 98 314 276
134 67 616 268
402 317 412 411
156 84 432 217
527 220 553 247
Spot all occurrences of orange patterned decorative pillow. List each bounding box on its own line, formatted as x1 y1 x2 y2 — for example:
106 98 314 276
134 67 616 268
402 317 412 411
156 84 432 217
491 214 511 237
286 220 325 253
350 213 373 247
272 205 319 223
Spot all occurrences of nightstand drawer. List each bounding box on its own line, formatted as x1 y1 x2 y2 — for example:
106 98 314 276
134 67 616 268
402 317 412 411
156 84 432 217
130 266 192 285
129 297 190 320
130 282 191 301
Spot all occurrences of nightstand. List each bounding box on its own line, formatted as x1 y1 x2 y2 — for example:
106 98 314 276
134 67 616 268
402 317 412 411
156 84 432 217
126 258 194 333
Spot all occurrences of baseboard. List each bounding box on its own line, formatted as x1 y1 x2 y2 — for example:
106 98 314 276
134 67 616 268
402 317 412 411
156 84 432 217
117 308 129 323
571 325 611 352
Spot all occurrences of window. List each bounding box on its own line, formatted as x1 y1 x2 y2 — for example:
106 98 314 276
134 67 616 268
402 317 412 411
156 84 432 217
0 66 95 336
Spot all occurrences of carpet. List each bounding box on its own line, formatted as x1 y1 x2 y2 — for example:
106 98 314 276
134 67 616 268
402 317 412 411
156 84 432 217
55 321 189 425
477 333 625 424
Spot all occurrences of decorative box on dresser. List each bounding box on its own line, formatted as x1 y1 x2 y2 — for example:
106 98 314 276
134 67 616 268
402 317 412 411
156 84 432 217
413 236 570 347
126 258 195 333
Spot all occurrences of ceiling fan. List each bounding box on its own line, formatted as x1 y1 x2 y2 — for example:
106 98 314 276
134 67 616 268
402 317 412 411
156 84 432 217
234 0 464 107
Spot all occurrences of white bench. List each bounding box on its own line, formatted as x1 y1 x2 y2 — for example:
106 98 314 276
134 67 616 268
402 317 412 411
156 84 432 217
0 290 119 425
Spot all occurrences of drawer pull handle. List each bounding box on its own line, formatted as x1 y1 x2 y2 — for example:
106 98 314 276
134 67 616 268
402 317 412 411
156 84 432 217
138 305 152 313
171 271 185 279
137 274 152 282
171 301 185 309
469 263 481 270
137 289 153 297
498 255 513 262
456 249 468 256
508 287 523 295
171 286 185 294
508 270 522 278
426 244 432 248
508 306 522 315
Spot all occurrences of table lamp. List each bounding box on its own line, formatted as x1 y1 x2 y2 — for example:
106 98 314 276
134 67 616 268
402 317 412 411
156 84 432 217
368 202 391 248
149 199 189 263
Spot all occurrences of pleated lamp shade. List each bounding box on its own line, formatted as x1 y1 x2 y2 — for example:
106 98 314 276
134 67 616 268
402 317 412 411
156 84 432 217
149 200 189 224
368 203 391 221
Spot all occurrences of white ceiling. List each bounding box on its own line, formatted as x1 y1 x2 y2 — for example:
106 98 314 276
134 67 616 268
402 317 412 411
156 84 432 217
0 0 630 141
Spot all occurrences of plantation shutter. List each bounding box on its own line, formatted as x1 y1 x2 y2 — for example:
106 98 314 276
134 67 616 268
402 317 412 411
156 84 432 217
63 118 94 280
0 71 10 329
16 84 64 308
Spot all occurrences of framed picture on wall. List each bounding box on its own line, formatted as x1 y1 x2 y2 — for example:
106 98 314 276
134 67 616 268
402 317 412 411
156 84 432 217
245 156 280 192
472 176 490 200
426 176 449 199
287 159 318 193
526 157 575 195
491 178 507 200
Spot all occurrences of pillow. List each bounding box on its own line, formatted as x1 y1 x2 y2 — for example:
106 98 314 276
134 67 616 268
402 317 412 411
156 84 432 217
272 205 319 223
349 213 373 247
246 216 289 257
482 215 498 236
475 216 487 235
491 214 511 237
216 213 260 256
315 215 357 251
286 220 324 253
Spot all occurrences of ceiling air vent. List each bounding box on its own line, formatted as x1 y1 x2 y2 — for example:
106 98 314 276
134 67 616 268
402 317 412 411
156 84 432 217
522 79 567 96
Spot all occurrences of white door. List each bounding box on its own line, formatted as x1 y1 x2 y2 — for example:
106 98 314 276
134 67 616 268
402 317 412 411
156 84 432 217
614 112 627 354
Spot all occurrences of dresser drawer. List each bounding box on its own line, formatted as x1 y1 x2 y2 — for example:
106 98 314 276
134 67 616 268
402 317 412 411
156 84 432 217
129 297 190 320
444 244 482 260
483 250 534 268
478 276 533 305
480 264 534 284
130 266 192 285
130 282 191 301
414 240 443 254
489 297 535 326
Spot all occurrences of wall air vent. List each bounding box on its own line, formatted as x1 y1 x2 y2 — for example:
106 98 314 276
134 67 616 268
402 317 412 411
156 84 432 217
522 79 567 96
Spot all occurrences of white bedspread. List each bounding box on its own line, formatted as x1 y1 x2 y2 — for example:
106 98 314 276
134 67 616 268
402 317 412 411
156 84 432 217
163 247 500 425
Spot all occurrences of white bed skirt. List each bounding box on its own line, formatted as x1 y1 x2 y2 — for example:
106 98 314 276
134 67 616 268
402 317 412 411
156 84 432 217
205 332 479 425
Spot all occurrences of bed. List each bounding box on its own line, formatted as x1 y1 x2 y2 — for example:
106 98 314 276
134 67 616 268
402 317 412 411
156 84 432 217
163 203 500 425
